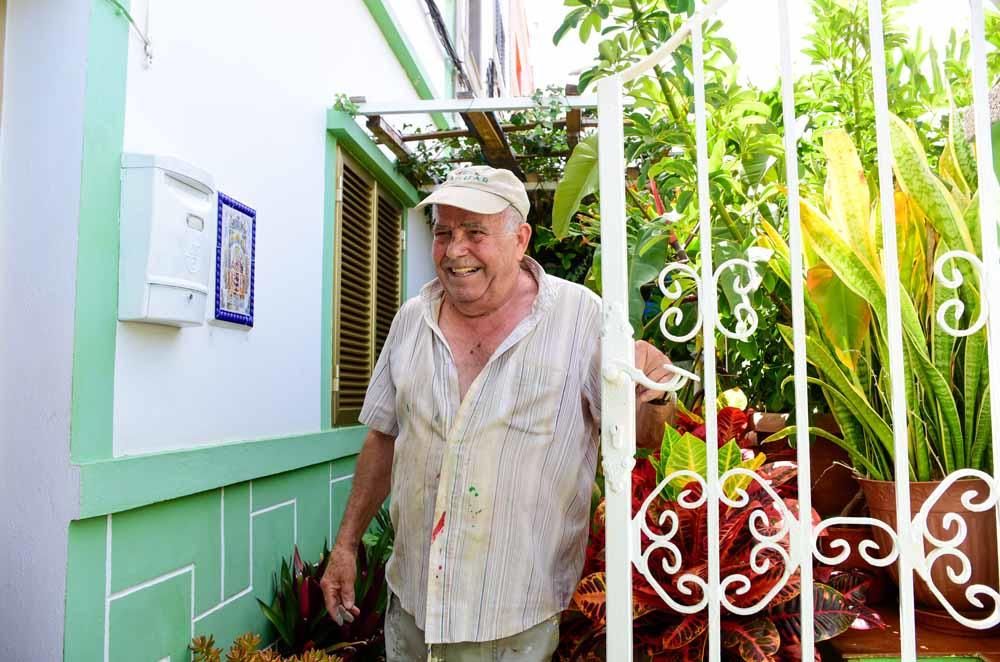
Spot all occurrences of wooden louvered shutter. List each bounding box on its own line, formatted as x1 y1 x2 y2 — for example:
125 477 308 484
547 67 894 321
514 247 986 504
332 152 376 425
373 193 402 359
331 150 404 426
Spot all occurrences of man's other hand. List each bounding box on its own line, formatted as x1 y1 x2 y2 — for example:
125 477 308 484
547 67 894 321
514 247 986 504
320 545 362 626
634 340 672 405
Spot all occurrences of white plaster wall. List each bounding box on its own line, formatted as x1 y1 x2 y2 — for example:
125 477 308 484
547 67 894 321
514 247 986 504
387 0 451 98
115 0 444 455
0 0 90 658
406 208 436 298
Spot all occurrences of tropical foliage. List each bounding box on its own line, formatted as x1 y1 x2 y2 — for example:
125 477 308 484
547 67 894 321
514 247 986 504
260 507 393 659
194 507 394 661
558 406 884 660
549 0 999 413
759 118 990 481
191 633 343 662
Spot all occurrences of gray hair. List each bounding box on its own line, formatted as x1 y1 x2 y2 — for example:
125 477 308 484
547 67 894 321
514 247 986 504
501 205 525 231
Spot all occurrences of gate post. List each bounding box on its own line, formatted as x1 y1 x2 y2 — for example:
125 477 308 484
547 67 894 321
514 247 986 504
597 74 636 662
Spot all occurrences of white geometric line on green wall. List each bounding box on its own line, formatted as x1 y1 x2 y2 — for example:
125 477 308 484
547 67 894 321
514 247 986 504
104 509 197 661
221 486 226 603
102 479 303 660
89 457 358 660
192 481 254 624
251 498 298 544
329 472 354 545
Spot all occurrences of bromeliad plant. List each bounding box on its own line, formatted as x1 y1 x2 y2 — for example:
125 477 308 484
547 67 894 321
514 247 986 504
559 412 884 661
760 115 990 481
256 506 394 659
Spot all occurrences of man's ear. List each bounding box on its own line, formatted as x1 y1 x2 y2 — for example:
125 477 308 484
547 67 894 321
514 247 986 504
515 222 532 257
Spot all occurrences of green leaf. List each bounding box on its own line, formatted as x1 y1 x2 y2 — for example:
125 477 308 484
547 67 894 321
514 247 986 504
890 114 976 259
663 432 708 497
552 134 599 239
628 227 669 330
964 328 987 457
971 386 992 470
806 262 871 369
778 325 895 462
708 137 726 172
822 128 877 268
762 423 881 478
579 10 602 42
553 7 587 45
949 107 978 191
660 425 683 483
257 598 293 646
718 440 742 474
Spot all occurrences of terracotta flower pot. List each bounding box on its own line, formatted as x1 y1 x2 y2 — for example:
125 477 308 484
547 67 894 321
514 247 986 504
755 412 857 517
859 477 999 623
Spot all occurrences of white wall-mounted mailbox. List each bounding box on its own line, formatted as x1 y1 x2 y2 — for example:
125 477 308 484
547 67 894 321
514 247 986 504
119 153 215 327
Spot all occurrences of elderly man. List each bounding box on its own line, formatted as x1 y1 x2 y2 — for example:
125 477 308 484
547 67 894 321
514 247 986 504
321 166 674 660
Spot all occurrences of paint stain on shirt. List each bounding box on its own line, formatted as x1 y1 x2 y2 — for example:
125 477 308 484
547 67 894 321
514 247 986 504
468 485 479 497
430 512 446 543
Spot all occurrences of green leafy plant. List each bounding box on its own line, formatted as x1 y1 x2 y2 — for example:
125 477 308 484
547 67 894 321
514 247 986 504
760 118 990 481
256 506 394 659
397 86 577 185
550 0 802 411
332 94 360 116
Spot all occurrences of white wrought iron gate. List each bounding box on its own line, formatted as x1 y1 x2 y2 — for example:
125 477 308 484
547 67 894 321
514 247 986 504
597 0 1000 660
356 0 1000 657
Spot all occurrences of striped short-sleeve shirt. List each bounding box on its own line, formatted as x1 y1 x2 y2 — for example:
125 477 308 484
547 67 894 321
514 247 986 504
359 257 603 644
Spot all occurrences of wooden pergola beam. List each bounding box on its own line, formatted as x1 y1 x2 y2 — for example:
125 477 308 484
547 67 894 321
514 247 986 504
459 107 525 179
366 115 412 162
565 84 583 150
400 118 601 143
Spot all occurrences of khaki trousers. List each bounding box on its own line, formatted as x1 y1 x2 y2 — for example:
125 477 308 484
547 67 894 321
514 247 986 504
384 595 560 662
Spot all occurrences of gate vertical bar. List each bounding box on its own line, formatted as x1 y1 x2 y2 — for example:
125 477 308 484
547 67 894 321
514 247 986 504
777 1 815 657
692 14 722 662
597 74 635 662
868 0 918 657
969 0 1000 583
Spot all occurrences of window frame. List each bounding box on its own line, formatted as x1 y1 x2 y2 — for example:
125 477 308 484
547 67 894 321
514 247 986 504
330 148 405 427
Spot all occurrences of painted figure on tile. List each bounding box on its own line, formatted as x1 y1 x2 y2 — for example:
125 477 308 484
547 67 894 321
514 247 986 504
222 211 251 314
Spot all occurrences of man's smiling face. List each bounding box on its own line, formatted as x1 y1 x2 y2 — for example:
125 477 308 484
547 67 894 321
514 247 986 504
431 205 531 316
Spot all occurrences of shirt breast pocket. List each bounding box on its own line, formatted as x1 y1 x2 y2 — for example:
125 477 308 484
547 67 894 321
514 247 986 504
504 362 566 441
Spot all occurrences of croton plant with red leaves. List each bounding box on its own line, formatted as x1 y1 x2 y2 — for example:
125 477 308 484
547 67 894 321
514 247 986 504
557 407 884 661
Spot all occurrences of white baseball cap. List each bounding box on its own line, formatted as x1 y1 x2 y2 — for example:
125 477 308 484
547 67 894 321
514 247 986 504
416 165 530 220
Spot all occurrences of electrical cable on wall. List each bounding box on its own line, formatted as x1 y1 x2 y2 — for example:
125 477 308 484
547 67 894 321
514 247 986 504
105 0 153 66
422 0 474 94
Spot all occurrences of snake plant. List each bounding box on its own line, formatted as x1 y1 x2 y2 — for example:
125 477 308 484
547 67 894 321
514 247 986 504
760 113 990 481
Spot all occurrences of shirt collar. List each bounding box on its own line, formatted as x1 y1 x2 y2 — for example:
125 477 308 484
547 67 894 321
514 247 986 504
419 256 558 330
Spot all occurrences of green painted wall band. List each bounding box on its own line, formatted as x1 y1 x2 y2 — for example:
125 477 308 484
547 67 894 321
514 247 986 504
362 0 451 130
327 110 420 206
63 517 108 662
77 426 366 518
70 0 130 463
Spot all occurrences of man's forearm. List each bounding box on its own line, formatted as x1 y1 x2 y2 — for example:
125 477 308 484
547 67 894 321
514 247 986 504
333 429 394 550
636 400 675 449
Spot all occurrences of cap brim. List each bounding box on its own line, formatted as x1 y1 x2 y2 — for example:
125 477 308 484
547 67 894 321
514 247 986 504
415 186 511 215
